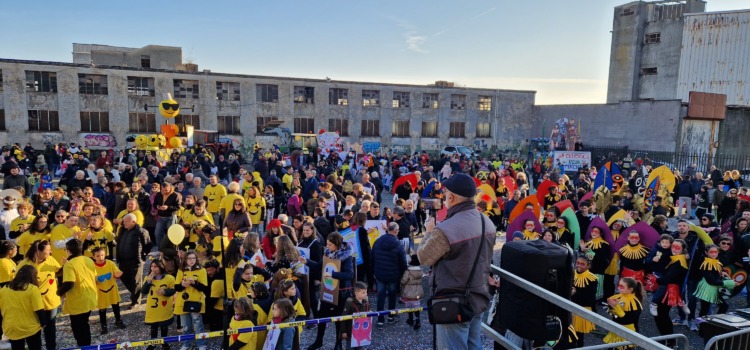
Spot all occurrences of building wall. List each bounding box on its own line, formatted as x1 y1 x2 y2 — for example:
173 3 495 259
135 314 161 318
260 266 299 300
0 60 535 152
535 100 684 151
677 10 750 106
607 0 706 103
717 107 750 154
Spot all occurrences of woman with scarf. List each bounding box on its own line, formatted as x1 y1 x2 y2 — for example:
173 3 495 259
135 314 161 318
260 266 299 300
297 222 324 318
300 232 354 350
224 198 252 240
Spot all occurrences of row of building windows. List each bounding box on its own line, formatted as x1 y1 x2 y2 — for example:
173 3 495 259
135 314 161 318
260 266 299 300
9 109 492 138
18 70 494 111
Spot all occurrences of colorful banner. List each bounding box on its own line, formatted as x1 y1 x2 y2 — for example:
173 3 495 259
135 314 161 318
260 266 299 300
340 227 363 265
552 151 591 171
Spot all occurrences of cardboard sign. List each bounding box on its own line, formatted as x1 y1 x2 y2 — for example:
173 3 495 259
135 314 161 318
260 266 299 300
351 315 373 347
364 220 387 248
552 151 591 171
296 247 310 275
326 197 336 217
340 227 363 265
321 256 341 306
263 326 280 350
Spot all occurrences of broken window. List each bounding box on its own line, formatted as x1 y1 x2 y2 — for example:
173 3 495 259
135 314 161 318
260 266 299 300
451 94 466 110
78 74 108 95
28 110 60 131
257 84 279 103
217 82 241 101
141 55 151 68
329 88 349 106
218 115 241 135
422 121 438 137
0 110 5 130
174 80 200 99
449 122 466 138
644 33 661 44
256 116 279 134
361 120 380 137
128 77 155 97
25 71 58 93
294 117 315 133
392 121 410 137
80 111 110 132
422 93 439 109
329 118 349 136
476 122 491 138
392 91 410 108
641 67 658 75
174 114 200 136
478 96 492 111
621 8 634 16
294 86 315 104
362 90 380 107
128 112 156 133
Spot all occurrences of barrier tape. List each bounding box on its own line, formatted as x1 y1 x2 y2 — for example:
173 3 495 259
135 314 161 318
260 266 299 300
62 307 423 350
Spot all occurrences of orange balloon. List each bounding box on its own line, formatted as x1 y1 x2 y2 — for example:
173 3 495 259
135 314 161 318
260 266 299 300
161 124 178 139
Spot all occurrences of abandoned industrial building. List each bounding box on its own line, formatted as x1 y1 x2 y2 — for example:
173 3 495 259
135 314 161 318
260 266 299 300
0 43 536 151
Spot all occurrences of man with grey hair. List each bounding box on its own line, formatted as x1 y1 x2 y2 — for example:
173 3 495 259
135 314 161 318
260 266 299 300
116 212 150 308
417 173 494 350
302 169 319 202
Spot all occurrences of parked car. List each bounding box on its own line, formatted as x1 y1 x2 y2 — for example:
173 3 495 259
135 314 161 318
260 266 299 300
441 145 475 158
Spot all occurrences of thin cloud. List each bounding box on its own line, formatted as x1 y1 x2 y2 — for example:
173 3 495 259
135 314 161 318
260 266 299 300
433 7 496 37
385 15 430 54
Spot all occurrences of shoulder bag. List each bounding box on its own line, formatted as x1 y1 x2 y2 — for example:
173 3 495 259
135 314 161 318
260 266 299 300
427 214 486 324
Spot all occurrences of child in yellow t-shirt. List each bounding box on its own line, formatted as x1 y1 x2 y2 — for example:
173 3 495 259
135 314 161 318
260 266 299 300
92 247 125 335
0 241 18 287
229 297 258 350
141 258 176 342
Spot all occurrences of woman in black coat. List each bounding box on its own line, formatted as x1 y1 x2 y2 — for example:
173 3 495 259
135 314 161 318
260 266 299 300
300 232 354 350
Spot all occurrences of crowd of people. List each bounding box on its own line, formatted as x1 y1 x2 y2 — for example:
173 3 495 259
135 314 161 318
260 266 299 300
0 140 747 350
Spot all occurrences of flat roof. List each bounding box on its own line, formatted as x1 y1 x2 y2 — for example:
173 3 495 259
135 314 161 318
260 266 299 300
0 58 536 94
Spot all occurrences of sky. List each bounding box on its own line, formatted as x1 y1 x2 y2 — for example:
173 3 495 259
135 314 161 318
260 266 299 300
1 0 748 105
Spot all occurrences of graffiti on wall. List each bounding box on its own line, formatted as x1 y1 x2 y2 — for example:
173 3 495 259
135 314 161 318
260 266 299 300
82 133 117 148
41 133 64 145
474 139 489 151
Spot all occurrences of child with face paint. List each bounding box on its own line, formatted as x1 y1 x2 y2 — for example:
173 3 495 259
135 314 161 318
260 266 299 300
603 220 626 304
602 277 644 345
571 256 598 347
694 244 736 317
522 220 540 240
650 239 690 347
618 230 650 286
580 226 611 300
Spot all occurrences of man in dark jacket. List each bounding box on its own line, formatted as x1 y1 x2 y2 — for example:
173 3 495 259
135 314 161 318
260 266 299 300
676 176 695 219
116 214 150 307
2 163 32 194
371 221 407 326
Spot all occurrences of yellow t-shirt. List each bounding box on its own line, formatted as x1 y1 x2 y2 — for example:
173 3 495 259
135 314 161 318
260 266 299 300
16 231 49 257
245 196 265 225
83 228 115 258
210 278 225 311
62 255 98 315
220 193 244 218
10 215 35 235
181 211 214 244
0 258 17 284
49 224 80 265
144 274 176 324
0 285 44 340
18 257 61 310
115 210 144 233
282 174 293 192
212 236 230 265
174 268 208 315
94 260 122 309
205 184 228 214
229 318 257 350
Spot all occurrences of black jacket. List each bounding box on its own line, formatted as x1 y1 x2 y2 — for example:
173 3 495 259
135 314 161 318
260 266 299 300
370 233 407 283
116 224 150 262
2 174 31 194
